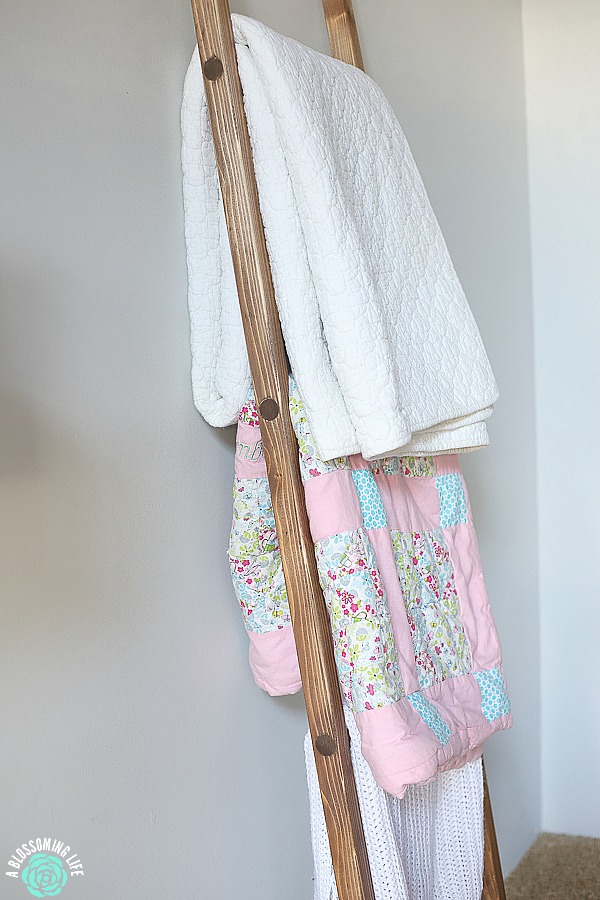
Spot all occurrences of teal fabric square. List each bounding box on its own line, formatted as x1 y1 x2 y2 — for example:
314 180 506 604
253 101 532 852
407 691 451 747
474 668 511 722
436 474 467 527
351 468 388 529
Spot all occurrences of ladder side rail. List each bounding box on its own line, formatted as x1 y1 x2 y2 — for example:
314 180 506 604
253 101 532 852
320 5 506 898
482 763 507 900
189 2 376 898
321 0 364 69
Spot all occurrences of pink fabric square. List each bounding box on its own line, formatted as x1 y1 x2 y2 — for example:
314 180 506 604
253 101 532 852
303 469 363 542
235 421 267 479
446 521 503 672
376 474 440 532
434 454 460 476
248 628 302 696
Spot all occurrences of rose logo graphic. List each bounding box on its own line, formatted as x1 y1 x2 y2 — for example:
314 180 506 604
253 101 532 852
21 854 68 897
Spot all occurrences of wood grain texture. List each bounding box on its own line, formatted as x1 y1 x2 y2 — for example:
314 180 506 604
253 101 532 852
189 1 375 897
482 760 507 900
321 0 364 69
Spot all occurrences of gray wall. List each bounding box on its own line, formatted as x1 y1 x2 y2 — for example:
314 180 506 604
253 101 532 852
524 0 600 838
1 1 537 897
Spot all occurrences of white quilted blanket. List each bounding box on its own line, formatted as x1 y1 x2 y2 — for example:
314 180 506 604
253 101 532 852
181 15 498 461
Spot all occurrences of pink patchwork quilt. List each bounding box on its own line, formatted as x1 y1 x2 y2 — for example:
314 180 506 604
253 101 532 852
229 380 511 798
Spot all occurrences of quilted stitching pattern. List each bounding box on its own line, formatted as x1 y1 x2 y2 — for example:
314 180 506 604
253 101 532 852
181 15 498 460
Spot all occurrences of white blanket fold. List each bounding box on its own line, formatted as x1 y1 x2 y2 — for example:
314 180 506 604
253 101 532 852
181 15 498 460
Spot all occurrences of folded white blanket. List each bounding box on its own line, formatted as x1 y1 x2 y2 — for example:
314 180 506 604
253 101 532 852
181 15 498 460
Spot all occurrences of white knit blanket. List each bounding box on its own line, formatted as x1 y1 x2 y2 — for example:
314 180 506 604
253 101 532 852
181 15 498 461
305 706 484 900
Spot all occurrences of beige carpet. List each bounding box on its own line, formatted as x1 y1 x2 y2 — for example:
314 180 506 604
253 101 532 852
505 832 600 899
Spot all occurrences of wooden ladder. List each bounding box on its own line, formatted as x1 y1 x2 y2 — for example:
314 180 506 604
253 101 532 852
188 1 506 897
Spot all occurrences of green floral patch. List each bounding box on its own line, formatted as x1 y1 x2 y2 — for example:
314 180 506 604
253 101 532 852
288 381 351 480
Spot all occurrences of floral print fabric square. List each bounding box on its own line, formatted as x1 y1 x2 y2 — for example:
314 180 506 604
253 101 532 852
288 385 350 481
229 477 291 634
314 529 403 711
369 456 436 477
391 529 472 689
